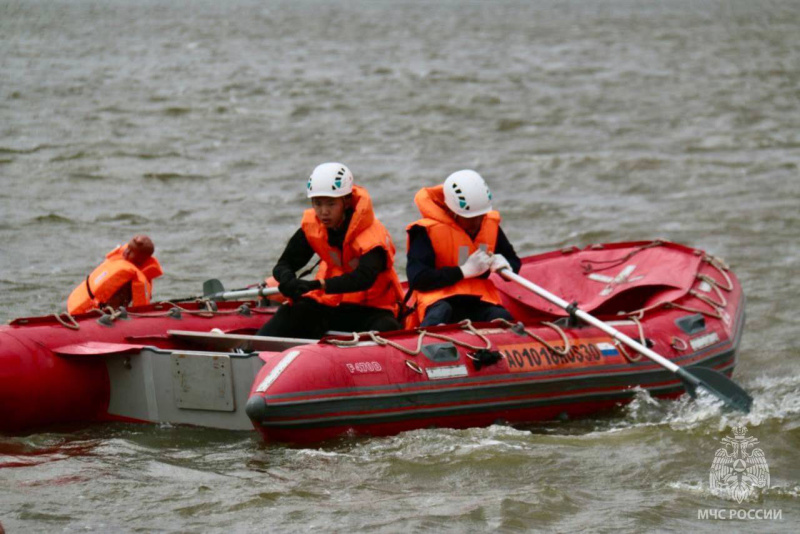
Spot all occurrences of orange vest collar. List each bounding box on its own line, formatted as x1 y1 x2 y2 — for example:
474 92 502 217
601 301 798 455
344 185 375 246
414 185 454 226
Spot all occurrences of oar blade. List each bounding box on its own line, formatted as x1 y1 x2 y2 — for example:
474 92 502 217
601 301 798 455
679 366 753 413
203 279 225 298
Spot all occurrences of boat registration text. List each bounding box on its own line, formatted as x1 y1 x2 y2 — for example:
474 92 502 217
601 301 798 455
498 338 617 372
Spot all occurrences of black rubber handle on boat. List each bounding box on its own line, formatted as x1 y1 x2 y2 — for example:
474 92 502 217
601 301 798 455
498 268 753 413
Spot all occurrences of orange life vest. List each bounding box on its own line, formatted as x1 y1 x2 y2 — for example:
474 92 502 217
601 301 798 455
300 185 403 314
67 245 164 314
405 185 502 327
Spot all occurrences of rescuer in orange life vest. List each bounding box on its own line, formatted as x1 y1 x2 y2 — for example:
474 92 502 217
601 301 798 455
257 163 404 338
67 235 163 314
405 170 521 328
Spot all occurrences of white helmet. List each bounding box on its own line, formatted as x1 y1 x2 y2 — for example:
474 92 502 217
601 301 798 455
307 162 354 198
443 170 493 218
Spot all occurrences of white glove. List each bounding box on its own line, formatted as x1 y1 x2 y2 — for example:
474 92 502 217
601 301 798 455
490 254 511 273
460 249 492 279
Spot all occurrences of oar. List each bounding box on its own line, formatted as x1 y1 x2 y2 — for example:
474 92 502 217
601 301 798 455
202 279 280 301
167 279 281 303
498 268 753 413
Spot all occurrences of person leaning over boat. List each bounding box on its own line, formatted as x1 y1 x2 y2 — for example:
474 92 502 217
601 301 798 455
67 235 163 314
257 163 404 338
405 170 521 328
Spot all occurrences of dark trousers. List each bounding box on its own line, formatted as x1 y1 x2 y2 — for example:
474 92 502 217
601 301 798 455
420 296 513 327
257 298 401 339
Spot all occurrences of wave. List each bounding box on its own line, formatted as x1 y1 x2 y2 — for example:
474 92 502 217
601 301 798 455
0 145 51 155
50 151 89 162
576 370 800 437
162 107 192 117
142 172 210 182
67 172 106 181
27 213 74 226
495 119 526 132
93 213 150 225
110 150 182 160
0 279 44 292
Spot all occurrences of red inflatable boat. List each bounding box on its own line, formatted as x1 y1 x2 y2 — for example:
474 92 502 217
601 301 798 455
245 240 747 443
1 240 746 439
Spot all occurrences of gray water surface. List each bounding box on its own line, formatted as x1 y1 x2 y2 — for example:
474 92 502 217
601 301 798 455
1 1 798 532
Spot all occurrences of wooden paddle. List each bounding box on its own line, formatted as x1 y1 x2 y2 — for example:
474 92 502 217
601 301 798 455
498 268 753 413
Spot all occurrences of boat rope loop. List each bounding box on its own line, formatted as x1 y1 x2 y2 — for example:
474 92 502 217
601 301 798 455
55 305 130 329
490 318 571 356
53 312 80 330
580 240 664 274
664 301 722 320
670 336 689 351
690 284 727 309
93 306 129 326
615 315 645 362
50 300 272 329
422 319 493 351
123 300 273 319
327 319 492 355
365 330 425 355
103 306 126 320
704 253 731 272
701 254 733 291
405 360 424 374
625 257 731 321
700 269 733 294
628 295 723 321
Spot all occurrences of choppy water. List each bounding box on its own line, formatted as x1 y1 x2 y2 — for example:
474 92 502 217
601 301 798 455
1 0 799 532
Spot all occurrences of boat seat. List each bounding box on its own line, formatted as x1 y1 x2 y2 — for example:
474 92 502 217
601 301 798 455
323 330 353 337
167 330 315 353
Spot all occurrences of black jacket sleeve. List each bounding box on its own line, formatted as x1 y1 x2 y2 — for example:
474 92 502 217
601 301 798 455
272 229 316 284
495 226 522 274
324 247 387 294
406 226 464 291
